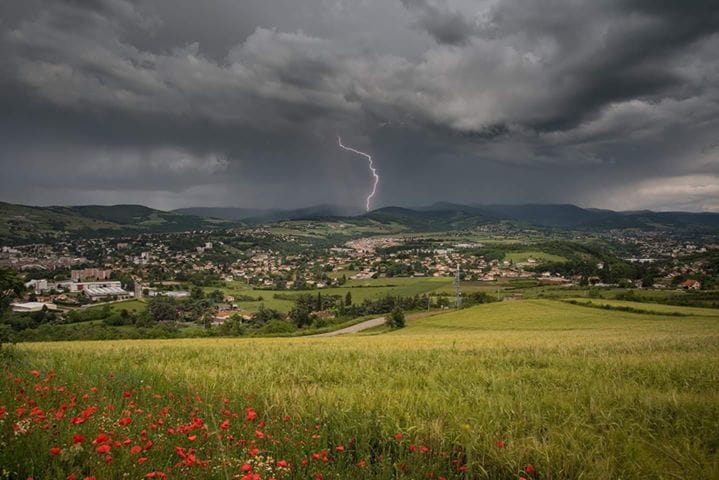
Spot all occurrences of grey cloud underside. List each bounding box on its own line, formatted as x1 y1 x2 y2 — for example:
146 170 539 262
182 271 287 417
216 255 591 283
0 0 718 211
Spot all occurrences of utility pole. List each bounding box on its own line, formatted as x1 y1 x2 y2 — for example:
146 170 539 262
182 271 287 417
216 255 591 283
454 262 462 308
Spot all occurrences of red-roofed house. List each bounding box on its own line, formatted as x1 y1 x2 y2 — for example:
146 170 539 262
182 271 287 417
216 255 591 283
681 279 702 290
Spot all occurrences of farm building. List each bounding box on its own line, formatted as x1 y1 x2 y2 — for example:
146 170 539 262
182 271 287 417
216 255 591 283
681 279 702 290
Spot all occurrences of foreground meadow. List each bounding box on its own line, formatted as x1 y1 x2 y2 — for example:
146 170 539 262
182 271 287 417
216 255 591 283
2 300 718 479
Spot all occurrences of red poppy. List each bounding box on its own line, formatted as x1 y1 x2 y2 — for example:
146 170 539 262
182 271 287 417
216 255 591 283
220 420 230 430
144 473 167 479
526 465 535 474
95 445 111 454
72 434 85 445
335 445 345 453
131 445 142 455
496 440 504 448
241 464 252 472
277 459 288 468
245 408 257 421
394 432 403 441
49 447 61 456
118 417 132 426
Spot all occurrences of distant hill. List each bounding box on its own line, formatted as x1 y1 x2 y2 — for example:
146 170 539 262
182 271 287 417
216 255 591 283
362 203 719 233
0 202 231 244
2 201 718 244
174 204 364 223
468 204 621 227
364 206 496 231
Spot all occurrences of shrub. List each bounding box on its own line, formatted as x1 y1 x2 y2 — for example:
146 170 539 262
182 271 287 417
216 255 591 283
388 307 405 329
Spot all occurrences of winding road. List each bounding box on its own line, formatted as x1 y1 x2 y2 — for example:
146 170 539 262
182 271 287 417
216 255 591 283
311 316 386 337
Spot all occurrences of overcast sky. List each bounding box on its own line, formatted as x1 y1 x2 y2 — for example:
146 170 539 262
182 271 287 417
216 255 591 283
1 0 718 211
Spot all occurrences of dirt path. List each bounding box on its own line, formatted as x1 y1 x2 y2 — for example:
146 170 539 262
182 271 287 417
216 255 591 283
311 316 386 337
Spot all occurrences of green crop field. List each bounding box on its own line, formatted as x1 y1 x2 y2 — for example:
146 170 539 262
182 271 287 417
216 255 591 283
217 277 453 313
2 300 718 479
109 299 147 314
503 251 567 264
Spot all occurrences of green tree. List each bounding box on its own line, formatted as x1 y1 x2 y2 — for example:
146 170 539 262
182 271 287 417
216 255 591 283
289 294 314 328
345 291 352 306
251 304 283 325
0 267 24 317
388 307 405 329
209 289 224 304
148 297 179 322
191 286 205 300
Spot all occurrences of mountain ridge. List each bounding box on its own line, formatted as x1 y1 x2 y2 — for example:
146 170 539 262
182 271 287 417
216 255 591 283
1 200 718 244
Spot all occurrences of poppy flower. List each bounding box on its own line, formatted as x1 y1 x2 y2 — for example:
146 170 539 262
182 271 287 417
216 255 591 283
277 460 288 468
220 420 230 430
394 432 403 441
496 440 504 448
72 434 85 445
131 445 142 455
118 417 132 426
49 447 61 456
95 445 111 454
526 465 535 474
335 445 345 453
241 464 252 472
144 473 167 479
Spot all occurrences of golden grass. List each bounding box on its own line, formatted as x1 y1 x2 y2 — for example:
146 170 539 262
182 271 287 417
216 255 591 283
7 300 719 479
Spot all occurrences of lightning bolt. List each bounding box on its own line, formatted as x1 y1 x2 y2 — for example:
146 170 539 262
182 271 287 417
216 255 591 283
338 136 379 212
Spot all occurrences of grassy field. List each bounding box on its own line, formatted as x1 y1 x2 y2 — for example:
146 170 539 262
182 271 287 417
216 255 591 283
503 251 567 264
109 299 147 314
2 299 718 479
217 277 453 313
564 297 719 316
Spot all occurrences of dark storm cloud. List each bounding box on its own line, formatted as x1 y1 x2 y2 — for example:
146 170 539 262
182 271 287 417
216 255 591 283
400 0 478 45
0 0 717 211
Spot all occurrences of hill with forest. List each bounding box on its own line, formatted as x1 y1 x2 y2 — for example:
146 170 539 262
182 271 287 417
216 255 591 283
0 202 231 244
